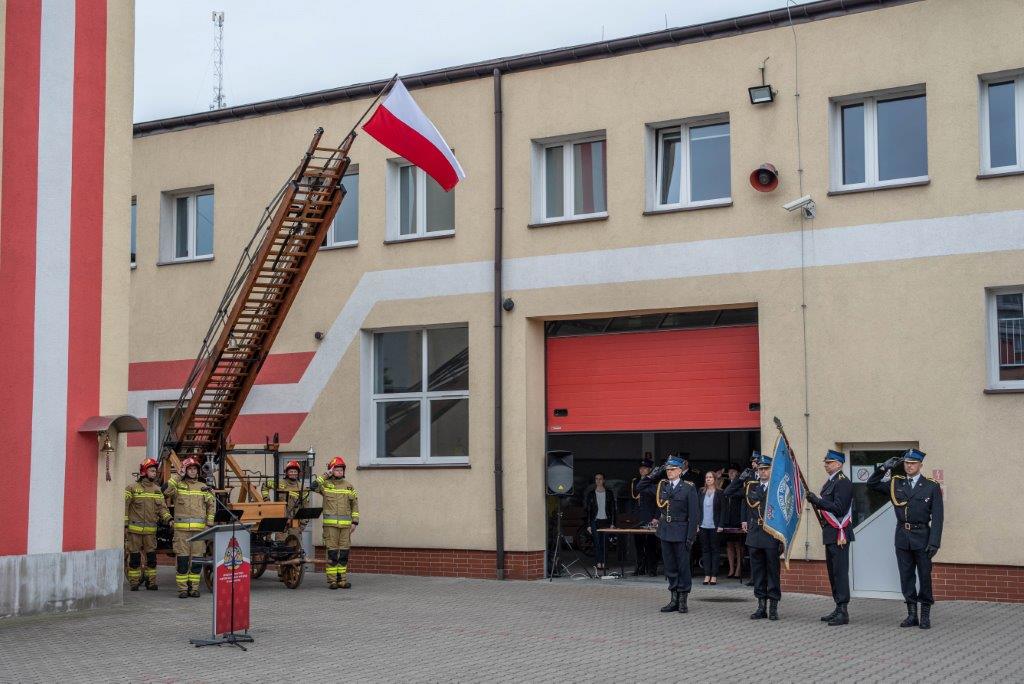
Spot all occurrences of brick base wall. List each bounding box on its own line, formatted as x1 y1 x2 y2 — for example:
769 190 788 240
316 546 545 580
781 560 1024 603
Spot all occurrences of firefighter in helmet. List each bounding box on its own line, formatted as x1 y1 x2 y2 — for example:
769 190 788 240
124 457 171 591
262 459 310 518
166 457 215 598
311 456 359 589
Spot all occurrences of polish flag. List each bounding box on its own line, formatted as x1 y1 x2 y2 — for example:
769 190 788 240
362 78 466 191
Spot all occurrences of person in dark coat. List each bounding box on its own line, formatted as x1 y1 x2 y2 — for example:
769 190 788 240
630 457 660 576
806 449 855 626
636 456 699 614
741 453 783 621
722 466 744 578
724 452 761 585
583 473 618 574
697 471 725 585
867 449 944 629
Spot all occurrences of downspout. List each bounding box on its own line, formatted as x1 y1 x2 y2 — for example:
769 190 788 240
492 68 506 579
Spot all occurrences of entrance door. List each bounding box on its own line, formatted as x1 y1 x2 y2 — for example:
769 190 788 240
847 447 908 599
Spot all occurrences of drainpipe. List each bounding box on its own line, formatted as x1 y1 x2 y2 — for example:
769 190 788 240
492 68 506 580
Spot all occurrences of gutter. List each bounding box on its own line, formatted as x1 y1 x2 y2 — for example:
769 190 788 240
492 68 506 579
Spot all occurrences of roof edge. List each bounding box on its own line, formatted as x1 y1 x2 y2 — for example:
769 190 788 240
134 0 918 137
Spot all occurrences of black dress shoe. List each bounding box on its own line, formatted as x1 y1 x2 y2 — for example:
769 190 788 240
660 590 679 612
750 598 767 619
828 605 849 626
900 602 919 628
821 604 839 622
919 604 931 629
678 593 689 614
768 599 779 621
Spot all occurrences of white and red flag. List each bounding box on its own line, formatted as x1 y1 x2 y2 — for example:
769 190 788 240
362 78 466 191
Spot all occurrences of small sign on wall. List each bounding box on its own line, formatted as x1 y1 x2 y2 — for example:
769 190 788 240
852 465 874 483
931 469 944 483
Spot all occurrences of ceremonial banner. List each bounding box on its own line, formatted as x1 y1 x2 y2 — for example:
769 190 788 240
214 527 251 635
762 433 806 568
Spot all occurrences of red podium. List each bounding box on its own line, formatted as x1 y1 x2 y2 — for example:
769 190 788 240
188 522 255 650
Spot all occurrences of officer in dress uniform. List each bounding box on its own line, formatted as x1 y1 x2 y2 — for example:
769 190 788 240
867 449 943 629
636 456 698 614
724 451 761 587
629 457 660 577
742 453 783 621
806 449 855 626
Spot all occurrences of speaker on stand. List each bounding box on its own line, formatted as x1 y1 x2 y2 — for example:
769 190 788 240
546 450 591 580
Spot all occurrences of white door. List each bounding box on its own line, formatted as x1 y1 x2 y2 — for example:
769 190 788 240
846 446 913 600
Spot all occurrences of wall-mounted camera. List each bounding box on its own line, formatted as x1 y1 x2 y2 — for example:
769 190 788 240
782 194 816 219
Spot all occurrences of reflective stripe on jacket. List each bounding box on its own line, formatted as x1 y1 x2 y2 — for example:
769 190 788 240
124 479 171 531
312 475 358 527
166 475 215 528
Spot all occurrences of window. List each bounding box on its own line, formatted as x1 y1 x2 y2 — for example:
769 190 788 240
831 89 928 191
324 171 359 247
147 402 176 459
532 133 607 223
130 197 137 267
369 326 468 464
980 73 1024 173
160 189 214 262
988 287 1024 389
387 161 454 240
650 118 731 209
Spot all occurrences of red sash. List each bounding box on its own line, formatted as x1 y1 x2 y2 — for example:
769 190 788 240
820 507 853 546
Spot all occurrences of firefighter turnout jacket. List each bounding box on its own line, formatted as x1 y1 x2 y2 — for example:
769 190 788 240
124 479 172 533
166 475 215 531
311 475 358 528
262 477 310 516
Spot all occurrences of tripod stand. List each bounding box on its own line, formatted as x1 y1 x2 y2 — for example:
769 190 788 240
547 495 593 581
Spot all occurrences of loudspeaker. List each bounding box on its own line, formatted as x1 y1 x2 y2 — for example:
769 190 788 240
546 450 574 496
749 163 779 192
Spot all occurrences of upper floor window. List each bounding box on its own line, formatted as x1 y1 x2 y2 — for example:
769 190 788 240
160 188 213 263
980 73 1023 174
367 325 469 464
831 88 928 191
988 287 1024 390
532 132 607 223
386 161 454 241
649 117 731 210
130 197 137 268
324 169 359 247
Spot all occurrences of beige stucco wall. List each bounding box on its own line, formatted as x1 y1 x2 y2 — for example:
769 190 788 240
129 0 1024 566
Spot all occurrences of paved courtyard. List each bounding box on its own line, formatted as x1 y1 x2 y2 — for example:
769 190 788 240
0 568 1021 682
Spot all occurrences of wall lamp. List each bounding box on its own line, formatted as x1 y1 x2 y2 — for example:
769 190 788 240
748 57 776 105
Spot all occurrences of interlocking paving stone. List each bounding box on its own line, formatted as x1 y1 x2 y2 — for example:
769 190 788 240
0 567 1021 682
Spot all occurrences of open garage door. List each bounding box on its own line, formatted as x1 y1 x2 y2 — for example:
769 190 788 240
546 320 760 433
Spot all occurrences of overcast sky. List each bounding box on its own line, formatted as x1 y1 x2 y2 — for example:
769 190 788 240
134 0 806 123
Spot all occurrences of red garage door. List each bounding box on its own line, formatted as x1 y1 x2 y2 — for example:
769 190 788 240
546 325 760 432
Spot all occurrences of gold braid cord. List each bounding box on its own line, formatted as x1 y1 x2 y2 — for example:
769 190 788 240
630 478 640 501
890 475 908 507
745 481 764 526
655 480 669 510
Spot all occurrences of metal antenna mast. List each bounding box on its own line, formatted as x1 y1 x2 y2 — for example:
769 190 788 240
210 11 226 110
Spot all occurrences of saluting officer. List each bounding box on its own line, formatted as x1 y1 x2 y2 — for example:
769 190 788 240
742 453 783 621
867 449 943 629
806 449 855 626
629 456 660 577
636 456 698 614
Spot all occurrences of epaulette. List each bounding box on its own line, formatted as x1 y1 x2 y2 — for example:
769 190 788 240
744 480 757 492
892 474 906 480
837 472 847 480
681 480 694 488
925 477 940 484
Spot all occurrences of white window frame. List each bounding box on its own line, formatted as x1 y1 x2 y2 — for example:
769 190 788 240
362 325 469 465
324 170 359 248
986 285 1024 391
645 115 731 211
161 187 214 263
385 160 455 241
979 71 1024 174
147 401 177 459
829 86 929 192
531 131 608 224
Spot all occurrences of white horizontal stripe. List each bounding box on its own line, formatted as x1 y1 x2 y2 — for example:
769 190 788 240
383 79 466 181
127 209 1024 418
28 0 76 555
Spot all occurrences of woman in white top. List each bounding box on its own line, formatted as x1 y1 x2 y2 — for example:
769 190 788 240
584 473 618 574
698 471 725 585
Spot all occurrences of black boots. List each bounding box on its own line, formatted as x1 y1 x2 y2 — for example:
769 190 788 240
768 599 779 621
828 604 849 626
660 590 679 612
900 602 919 628
678 592 689 614
750 598 767 619
820 604 839 622
919 603 931 629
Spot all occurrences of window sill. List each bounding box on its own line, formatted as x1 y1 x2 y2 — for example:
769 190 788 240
983 387 1024 394
384 231 454 245
643 200 732 216
528 214 608 229
977 168 1024 180
156 255 214 266
320 241 358 251
827 178 930 196
357 462 471 470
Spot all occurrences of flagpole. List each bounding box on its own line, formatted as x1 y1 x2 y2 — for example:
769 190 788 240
341 73 399 144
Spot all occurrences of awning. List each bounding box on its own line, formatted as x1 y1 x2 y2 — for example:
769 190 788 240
78 414 145 433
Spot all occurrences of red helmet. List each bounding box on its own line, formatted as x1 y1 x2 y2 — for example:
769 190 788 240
180 457 200 475
327 456 346 471
139 458 159 475
284 460 302 473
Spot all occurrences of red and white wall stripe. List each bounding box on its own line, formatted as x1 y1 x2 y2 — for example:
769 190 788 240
0 0 107 558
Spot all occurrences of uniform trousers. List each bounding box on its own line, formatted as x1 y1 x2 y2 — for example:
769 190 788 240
323 525 352 583
825 543 851 605
748 544 781 600
895 547 934 605
660 539 692 593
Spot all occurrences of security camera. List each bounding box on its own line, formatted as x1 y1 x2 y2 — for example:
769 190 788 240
782 195 816 219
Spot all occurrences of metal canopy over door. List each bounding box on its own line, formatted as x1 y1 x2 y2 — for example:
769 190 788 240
545 325 760 433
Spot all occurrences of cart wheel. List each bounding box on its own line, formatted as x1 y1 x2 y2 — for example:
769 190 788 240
203 562 213 591
251 553 268 579
280 534 305 589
